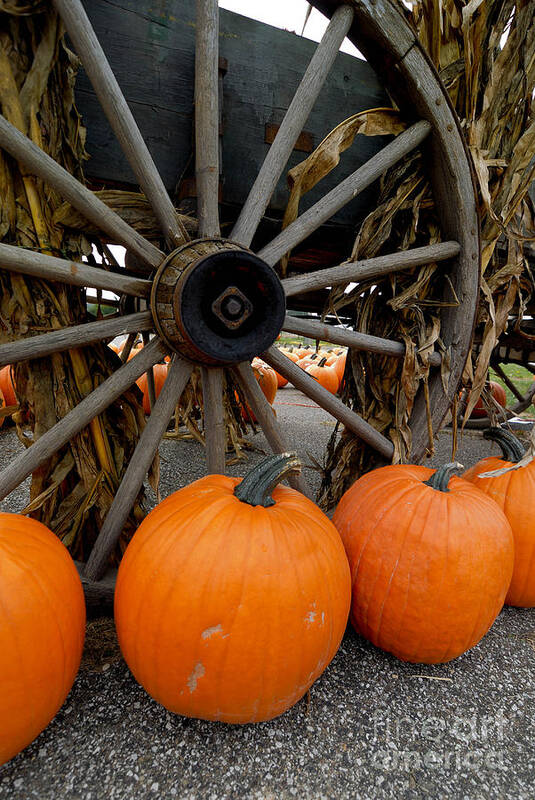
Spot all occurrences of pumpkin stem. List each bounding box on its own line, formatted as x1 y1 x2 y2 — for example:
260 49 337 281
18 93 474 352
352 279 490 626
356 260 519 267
482 427 525 463
423 462 464 492
317 357 328 368
234 453 301 507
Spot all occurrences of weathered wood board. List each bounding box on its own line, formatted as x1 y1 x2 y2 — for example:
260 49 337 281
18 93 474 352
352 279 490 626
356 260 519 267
77 0 388 227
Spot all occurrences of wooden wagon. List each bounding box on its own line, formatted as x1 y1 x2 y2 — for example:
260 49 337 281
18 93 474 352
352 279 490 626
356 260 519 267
0 0 480 602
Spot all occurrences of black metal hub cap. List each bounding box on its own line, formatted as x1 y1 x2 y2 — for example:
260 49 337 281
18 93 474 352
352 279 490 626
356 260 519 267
150 238 286 365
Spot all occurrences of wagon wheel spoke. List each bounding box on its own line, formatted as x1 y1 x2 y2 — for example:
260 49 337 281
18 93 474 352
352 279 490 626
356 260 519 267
84 357 193 582
263 346 394 460
195 0 221 238
257 120 431 267
120 332 139 364
231 4 355 247
281 241 461 297
201 367 226 474
492 363 526 404
142 331 157 411
0 311 153 369
52 0 188 249
233 362 312 497
0 116 162 269
0 242 152 297
0 339 168 502
282 314 441 366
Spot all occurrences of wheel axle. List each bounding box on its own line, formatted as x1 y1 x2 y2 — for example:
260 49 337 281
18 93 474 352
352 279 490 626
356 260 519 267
150 237 286 365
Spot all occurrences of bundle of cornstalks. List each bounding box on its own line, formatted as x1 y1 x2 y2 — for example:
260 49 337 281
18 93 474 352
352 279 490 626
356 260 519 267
0 2 149 561
318 0 535 508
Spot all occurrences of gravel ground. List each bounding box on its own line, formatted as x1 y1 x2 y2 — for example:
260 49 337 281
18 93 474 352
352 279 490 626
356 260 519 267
0 388 534 799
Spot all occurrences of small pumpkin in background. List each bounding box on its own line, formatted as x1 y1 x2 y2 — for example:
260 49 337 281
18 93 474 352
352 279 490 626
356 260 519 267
280 348 299 364
241 360 278 423
469 380 507 418
0 513 86 765
115 454 351 723
298 352 320 370
0 366 17 408
305 357 339 394
0 387 6 429
333 350 347 385
136 363 169 414
333 462 513 664
463 427 535 607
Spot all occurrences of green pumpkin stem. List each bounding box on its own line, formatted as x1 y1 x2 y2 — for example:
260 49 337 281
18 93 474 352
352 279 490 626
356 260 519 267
423 462 464 492
234 453 301 507
482 427 525 463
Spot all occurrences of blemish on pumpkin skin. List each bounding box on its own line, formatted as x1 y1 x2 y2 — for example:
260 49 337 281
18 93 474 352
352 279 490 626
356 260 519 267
187 662 205 692
201 624 223 640
305 611 317 625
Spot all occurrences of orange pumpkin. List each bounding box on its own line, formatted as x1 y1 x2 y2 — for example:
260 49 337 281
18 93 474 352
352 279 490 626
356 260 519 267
333 463 513 664
333 351 347 383
280 349 299 364
136 363 169 414
242 361 278 423
298 352 320 370
274 370 288 389
115 454 351 723
305 357 339 394
0 387 5 429
0 366 17 408
0 513 85 764
463 428 535 607
469 380 507 418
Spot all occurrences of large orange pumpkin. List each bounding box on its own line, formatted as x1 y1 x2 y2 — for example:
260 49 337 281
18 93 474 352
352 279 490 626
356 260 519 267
136 363 169 414
463 427 535 607
115 454 351 723
0 513 86 764
332 463 513 664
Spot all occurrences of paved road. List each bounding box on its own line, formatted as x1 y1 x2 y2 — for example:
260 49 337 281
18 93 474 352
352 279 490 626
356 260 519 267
0 388 533 799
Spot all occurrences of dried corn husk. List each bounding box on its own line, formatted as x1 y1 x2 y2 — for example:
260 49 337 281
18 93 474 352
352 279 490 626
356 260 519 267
317 0 535 508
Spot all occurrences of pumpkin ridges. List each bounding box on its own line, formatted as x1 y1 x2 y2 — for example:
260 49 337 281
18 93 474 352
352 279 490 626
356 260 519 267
456 491 512 654
115 472 350 722
373 487 437 656
333 465 513 663
152 501 243 713
463 443 535 607
359 483 437 648
337 477 423 589
503 468 535 604
0 514 85 764
118 493 235 691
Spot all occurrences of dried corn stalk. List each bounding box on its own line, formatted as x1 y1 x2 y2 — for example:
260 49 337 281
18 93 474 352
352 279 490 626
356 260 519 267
0 2 148 562
317 0 535 507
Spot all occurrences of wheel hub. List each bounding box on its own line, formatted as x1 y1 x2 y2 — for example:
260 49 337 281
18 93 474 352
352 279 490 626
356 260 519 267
150 238 286 365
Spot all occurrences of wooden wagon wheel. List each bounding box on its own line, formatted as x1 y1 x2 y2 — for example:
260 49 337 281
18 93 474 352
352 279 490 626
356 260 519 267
0 0 479 597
